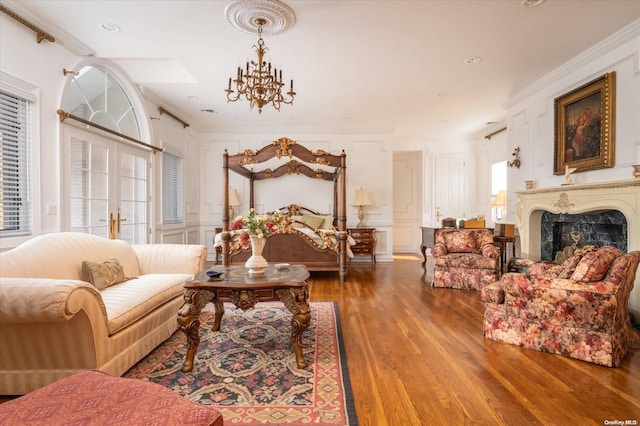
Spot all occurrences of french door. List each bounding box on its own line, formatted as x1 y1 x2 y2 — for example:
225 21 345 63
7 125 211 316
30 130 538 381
63 125 150 243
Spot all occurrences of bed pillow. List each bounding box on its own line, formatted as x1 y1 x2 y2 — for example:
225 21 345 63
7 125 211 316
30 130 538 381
290 215 304 228
319 215 335 230
300 215 325 230
81 258 128 290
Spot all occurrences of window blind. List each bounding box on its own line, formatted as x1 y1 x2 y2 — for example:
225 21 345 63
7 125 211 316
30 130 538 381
0 90 31 236
162 151 184 224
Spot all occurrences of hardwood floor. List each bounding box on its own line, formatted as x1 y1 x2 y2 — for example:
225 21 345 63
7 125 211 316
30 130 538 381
310 255 640 426
2 256 638 425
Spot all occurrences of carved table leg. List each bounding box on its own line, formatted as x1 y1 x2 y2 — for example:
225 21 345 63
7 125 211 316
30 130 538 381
276 286 311 369
421 244 427 267
177 289 214 373
211 298 224 331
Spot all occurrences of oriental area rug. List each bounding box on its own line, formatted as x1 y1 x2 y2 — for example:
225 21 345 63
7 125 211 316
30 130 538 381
125 301 357 425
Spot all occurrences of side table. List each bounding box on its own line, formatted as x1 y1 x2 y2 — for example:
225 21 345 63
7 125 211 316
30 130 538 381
348 228 376 263
494 235 516 274
420 226 439 268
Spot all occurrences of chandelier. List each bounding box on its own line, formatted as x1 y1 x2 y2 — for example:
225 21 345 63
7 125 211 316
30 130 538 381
225 18 295 113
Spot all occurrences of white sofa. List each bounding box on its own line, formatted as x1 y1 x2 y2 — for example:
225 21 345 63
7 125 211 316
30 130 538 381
0 232 207 395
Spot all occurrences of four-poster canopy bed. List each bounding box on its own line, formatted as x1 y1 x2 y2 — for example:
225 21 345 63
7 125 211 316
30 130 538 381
220 137 351 280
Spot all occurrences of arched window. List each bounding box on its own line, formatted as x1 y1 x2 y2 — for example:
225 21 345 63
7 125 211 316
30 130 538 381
62 65 141 140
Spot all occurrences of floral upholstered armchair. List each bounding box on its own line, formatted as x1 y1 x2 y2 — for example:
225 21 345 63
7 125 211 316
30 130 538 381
431 228 499 291
481 246 640 367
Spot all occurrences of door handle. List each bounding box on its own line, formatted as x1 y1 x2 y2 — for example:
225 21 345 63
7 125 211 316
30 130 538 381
117 208 127 233
109 212 116 239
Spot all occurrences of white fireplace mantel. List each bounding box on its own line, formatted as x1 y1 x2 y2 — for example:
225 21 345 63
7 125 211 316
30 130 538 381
516 178 640 317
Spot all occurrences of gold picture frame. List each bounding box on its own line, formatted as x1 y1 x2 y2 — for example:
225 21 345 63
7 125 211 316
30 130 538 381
554 72 615 175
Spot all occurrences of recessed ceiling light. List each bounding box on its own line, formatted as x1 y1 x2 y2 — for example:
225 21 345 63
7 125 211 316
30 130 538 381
201 109 217 114
520 0 545 7
486 121 498 125
188 95 199 100
465 57 482 65
99 22 121 32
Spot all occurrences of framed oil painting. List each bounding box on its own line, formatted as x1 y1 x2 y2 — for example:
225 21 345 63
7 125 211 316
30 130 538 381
554 72 615 175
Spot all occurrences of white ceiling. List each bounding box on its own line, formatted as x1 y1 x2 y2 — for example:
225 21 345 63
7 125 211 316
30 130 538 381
7 0 640 140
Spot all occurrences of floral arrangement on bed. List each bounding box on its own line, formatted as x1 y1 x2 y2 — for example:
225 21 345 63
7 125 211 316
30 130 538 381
230 208 282 249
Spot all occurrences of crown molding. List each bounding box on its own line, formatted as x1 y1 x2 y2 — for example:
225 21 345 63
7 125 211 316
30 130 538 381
506 18 640 108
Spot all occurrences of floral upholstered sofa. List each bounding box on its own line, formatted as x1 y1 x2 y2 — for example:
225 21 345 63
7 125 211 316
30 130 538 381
0 232 207 394
431 228 500 290
481 246 640 367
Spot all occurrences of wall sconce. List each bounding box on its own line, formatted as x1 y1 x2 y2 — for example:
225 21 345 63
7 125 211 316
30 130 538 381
507 147 521 168
352 187 372 228
219 187 241 219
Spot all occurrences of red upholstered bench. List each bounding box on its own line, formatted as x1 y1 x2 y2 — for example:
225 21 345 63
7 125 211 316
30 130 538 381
0 370 224 425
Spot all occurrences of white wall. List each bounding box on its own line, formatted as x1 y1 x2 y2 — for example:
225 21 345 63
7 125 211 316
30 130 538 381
474 21 640 317
0 13 76 245
0 11 477 260
144 95 203 245
475 20 640 223
198 134 403 262
0 13 203 249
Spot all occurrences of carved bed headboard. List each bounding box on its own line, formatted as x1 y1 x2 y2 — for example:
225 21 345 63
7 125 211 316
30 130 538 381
221 137 348 271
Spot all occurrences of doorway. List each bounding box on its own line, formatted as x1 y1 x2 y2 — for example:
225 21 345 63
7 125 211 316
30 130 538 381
62 125 150 243
392 151 423 254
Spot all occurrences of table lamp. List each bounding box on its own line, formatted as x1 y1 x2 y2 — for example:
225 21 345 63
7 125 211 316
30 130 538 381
352 187 372 228
220 187 241 219
491 190 507 221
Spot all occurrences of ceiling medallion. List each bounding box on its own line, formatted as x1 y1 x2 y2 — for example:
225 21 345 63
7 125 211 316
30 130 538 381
225 0 295 36
520 0 545 7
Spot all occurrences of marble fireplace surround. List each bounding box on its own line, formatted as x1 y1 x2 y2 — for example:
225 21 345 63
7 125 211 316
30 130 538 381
516 179 640 317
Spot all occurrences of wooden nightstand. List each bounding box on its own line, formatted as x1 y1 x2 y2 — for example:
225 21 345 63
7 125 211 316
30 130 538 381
348 228 376 263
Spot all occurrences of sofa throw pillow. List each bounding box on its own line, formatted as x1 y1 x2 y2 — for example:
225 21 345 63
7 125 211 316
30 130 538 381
570 246 623 282
443 231 476 253
557 254 583 279
82 258 128 290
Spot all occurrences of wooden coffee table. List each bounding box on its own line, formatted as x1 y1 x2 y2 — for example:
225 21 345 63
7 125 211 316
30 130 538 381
177 264 311 372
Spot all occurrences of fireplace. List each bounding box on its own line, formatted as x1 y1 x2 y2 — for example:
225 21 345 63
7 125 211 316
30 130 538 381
515 179 640 318
540 210 627 262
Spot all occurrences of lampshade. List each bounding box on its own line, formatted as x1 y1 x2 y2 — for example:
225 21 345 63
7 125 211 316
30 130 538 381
228 188 241 206
491 190 507 208
352 188 372 207
219 188 242 206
